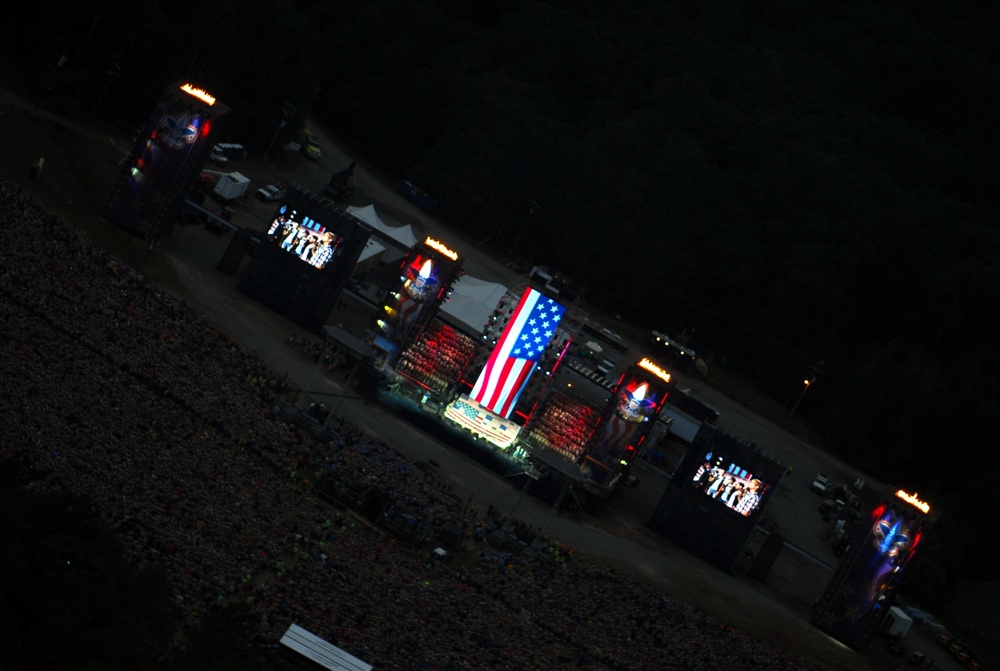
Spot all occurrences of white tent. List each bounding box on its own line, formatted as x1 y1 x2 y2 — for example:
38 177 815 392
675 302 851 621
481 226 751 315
355 237 386 264
440 274 508 335
346 204 419 249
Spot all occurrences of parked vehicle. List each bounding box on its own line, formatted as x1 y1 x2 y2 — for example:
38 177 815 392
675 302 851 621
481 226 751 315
298 129 322 160
210 143 245 164
209 145 229 164
303 137 322 160
659 404 704 445
255 184 286 203
211 172 251 202
811 473 832 495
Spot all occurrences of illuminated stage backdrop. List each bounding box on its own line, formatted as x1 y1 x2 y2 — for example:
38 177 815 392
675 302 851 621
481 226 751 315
811 491 933 649
442 287 565 449
375 238 463 364
106 82 229 241
580 358 672 491
469 287 566 419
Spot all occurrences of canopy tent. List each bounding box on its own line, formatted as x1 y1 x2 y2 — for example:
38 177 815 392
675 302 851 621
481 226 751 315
346 204 419 249
355 237 387 265
440 274 509 336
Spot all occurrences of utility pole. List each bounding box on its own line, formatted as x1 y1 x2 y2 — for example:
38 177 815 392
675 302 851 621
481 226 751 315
34 53 68 116
262 101 296 167
92 61 120 116
330 355 365 417
538 481 570 537
789 378 814 416
499 472 533 536
509 200 539 254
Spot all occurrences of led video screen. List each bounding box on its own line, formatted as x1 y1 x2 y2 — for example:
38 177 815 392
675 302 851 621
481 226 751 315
266 204 343 270
690 451 770 517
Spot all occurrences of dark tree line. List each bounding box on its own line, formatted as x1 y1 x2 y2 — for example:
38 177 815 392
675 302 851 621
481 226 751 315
4 0 999 586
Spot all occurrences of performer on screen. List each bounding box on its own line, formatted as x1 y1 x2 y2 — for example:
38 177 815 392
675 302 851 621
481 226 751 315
733 479 762 516
282 226 303 251
694 464 722 493
268 212 292 238
294 231 318 258
726 482 746 510
711 475 734 500
718 476 738 503
309 233 336 268
297 234 317 262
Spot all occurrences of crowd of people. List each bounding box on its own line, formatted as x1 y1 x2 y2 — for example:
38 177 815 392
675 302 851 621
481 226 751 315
394 320 478 394
522 392 601 460
0 176 824 670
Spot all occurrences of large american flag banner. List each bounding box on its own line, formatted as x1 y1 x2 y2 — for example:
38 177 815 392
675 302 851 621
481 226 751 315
471 288 566 418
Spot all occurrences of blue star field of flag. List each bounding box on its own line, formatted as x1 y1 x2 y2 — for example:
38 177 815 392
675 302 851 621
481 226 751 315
456 399 479 419
510 297 564 361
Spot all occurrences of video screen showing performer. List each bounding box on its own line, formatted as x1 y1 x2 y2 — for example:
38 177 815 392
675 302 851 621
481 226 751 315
266 205 342 270
690 451 770 517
